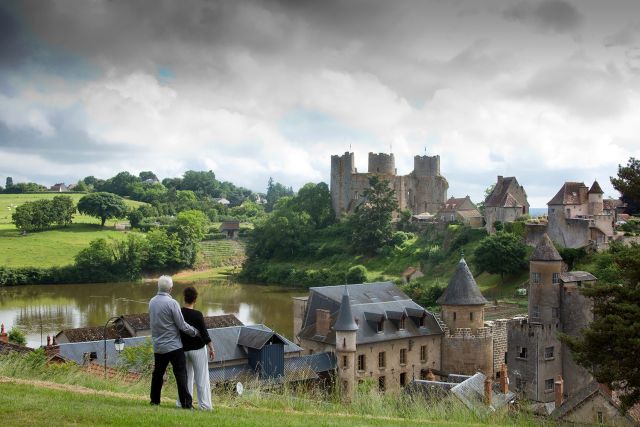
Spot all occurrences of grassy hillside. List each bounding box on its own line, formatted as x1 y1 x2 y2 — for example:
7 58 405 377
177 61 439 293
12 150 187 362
0 193 145 268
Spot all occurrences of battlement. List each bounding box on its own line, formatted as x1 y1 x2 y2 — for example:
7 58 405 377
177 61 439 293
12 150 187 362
368 152 396 175
446 327 493 339
413 155 440 177
331 152 355 174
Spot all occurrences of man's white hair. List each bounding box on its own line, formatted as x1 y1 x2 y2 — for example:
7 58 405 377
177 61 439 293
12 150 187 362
158 275 173 292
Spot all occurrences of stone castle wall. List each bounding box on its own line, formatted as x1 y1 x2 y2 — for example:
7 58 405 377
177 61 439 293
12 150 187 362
487 319 508 375
441 327 494 376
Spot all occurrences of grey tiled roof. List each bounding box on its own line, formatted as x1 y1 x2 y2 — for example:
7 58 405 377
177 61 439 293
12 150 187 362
237 327 286 350
299 283 442 346
560 271 597 283
588 180 604 194
485 177 528 208
548 182 589 205
451 372 515 414
437 258 488 306
530 234 562 261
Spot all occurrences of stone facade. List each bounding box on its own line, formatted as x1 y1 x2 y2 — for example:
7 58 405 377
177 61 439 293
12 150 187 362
546 181 615 248
484 176 529 233
507 234 596 404
330 152 448 217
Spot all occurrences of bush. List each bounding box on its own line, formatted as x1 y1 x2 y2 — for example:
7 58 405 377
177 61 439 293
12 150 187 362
346 265 368 284
8 328 26 345
391 231 409 246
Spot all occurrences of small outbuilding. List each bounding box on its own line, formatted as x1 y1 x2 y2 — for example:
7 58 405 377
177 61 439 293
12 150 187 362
220 221 240 239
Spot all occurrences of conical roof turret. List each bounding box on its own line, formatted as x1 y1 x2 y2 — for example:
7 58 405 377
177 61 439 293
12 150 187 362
333 285 359 332
588 180 604 194
437 257 488 306
530 234 562 261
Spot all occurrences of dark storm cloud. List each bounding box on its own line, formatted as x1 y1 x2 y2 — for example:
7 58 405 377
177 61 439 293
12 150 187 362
503 0 583 33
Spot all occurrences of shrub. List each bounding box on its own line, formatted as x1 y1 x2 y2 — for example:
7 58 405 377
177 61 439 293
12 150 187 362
391 231 409 246
8 328 26 346
346 265 368 284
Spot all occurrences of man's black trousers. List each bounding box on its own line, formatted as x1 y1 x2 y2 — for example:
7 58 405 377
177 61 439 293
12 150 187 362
150 348 192 408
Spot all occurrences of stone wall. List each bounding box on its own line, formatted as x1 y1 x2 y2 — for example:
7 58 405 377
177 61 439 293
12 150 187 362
440 304 484 330
487 319 508 375
441 328 493 376
525 223 548 247
562 392 635 426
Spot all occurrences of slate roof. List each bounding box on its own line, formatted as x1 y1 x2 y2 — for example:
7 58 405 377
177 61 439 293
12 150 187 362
121 313 242 332
0 341 34 355
333 286 358 332
456 209 482 219
548 182 589 205
560 271 597 283
588 180 604 194
485 177 528 208
451 372 515 414
56 324 301 368
55 325 133 343
299 282 442 346
551 381 636 423
220 221 240 231
237 327 286 349
437 258 488 306
530 234 563 262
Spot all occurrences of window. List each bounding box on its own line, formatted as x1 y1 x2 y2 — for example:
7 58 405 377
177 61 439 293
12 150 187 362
518 347 528 359
453 312 457 321
420 345 427 362
532 306 540 318
597 411 604 424
400 372 407 387
469 312 474 321
418 316 425 328
378 351 386 368
531 272 541 285
377 319 384 333
545 378 554 392
400 348 407 365
552 272 560 284
545 346 554 359
357 354 366 371
399 316 406 330
378 376 386 391
343 355 348 369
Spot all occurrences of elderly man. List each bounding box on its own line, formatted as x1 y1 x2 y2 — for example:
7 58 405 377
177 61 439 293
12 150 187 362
149 275 199 408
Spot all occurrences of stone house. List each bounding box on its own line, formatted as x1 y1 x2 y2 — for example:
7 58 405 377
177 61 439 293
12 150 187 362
49 183 69 192
294 282 443 396
507 234 595 405
438 196 483 228
552 381 639 426
330 152 448 217
484 176 529 233
438 258 508 379
546 181 615 248
220 221 240 239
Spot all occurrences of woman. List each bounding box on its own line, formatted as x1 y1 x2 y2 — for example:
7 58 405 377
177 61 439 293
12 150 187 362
178 286 215 410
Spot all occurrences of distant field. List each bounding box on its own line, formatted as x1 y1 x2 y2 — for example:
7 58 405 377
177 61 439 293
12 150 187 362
0 193 145 268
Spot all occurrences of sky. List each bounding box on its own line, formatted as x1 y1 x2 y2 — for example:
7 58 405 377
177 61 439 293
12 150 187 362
1 0 639 207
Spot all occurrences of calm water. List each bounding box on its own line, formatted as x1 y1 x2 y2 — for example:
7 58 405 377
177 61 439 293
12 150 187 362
0 281 306 348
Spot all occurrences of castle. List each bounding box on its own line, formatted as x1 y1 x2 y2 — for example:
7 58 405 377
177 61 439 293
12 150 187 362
330 152 448 216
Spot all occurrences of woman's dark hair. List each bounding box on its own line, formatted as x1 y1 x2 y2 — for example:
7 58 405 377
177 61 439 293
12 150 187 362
183 286 198 304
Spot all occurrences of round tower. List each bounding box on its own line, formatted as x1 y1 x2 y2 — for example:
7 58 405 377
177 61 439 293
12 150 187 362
413 155 440 177
367 152 396 175
333 286 358 400
437 257 488 331
528 234 563 324
588 180 604 215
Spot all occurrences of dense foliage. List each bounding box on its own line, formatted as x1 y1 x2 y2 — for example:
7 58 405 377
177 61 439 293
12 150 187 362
349 176 398 255
11 195 75 232
77 192 129 226
473 231 527 279
562 242 640 410
265 177 294 212
611 157 640 214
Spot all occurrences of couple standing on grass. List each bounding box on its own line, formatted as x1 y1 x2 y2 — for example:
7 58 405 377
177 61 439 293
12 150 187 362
148 275 215 410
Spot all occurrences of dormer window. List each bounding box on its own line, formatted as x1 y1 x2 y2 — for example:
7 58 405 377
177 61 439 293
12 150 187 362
377 319 384 333
399 316 406 330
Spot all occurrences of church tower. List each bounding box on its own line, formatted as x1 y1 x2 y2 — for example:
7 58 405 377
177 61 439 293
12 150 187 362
333 286 358 401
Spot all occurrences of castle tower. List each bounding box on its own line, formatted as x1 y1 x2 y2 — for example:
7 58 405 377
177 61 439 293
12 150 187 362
333 285 358 401
413 155 440 177
437 257 488 331
330 152 355 217
588 180 604 216
528 234 563 324
367 152 396 175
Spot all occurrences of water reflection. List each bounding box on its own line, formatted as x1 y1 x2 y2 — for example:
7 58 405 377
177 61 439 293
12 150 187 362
0 281 306 348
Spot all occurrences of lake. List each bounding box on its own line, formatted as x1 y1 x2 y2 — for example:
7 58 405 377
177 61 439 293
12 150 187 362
0 281 307 348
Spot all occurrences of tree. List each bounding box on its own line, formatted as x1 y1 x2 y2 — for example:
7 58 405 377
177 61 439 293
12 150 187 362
77 192 128 226
473 232 527 280
97 171 139 196
8 328 26 346
348 176 398 255
346 265 368 284
50 195 75 227
171 210 209 266
12 199 55 232
138 171 158 182
74 238 118 281
295 182 334 228
5 177 13 188
265 177 294 212
477 184 495 216
611 157 640 214
562 243 640 410
180 170 218 197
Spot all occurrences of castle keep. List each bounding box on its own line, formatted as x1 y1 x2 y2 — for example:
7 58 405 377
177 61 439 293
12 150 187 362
330 152 448 216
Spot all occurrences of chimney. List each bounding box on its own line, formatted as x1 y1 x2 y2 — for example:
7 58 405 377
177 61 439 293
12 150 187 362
500 364 508 394
0 323 7 343
554 375 564 408
426 369 436 381
46 335 52 346
315 309 331 336
484 376 493 406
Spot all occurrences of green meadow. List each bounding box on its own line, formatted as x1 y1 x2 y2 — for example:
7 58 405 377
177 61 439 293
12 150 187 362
0 193 145 268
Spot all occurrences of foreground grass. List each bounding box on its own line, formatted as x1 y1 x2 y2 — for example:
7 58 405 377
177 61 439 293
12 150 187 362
0 352 552 426
0 193 144 268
